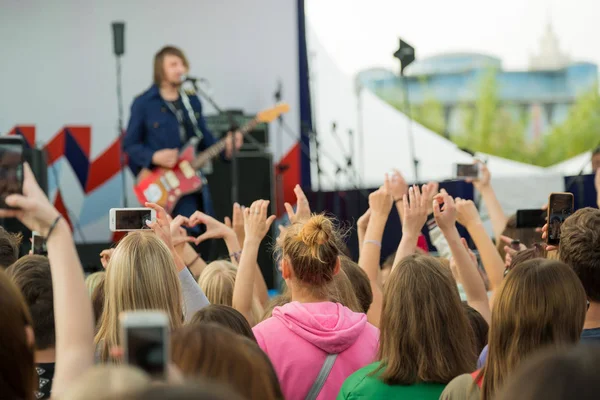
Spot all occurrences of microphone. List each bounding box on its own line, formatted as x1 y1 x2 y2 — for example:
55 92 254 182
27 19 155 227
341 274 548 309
181 75 207 84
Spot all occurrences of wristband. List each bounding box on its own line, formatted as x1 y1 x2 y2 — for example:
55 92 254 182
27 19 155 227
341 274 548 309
230 250 242 263
46 215 63 239
364 239 382 248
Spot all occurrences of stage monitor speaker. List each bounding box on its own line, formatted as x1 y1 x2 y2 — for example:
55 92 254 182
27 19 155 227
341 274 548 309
208 151 276 288
1 148 48 256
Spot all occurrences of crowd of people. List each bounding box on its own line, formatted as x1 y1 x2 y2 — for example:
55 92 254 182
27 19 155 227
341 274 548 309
1 159 600 400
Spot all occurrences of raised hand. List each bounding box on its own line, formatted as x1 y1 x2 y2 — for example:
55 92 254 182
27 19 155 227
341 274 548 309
357 208 372 232
386 169 409 202
168 215 197 250
189 211 236 244
224 202 245 245
455 198 482 230
466 160 490 191
402 184 430 237
145 203 193 251
499 235 527 267
368 182 393 218
432 189 457 232
284 184 311 224
0 163 62 236
243 200 276 245
99 249 115 269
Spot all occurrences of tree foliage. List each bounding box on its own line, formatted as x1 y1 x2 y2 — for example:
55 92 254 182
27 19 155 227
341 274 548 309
379 70 599 167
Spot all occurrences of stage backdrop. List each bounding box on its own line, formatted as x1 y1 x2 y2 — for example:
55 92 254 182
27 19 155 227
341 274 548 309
0 0 303 242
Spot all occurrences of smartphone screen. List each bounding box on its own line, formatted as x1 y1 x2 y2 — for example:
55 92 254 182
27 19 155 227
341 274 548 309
115 209 153 231
547 193 574 246
126 326 167 377
516 209 546 229
32 233 47 256
456 163 478 179
0 138 24 209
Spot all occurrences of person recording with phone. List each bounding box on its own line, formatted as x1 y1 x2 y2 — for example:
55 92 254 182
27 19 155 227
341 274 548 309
122 46 243 237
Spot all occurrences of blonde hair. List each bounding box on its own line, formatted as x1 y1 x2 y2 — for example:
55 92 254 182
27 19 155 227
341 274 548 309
277 214 342 298
85 271 105 297
198 260 263 326
94 232 184 362
60 365 150 400
479 259 586 400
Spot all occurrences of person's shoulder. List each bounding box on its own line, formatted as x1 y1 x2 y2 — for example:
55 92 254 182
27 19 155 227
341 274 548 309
132 85 158 105
440 373 478 400
581 327 600 341
337 362 381 399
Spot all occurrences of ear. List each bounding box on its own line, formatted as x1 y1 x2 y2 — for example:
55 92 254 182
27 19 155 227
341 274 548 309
25 325 35 348
281 258 293 280
332 257 341 276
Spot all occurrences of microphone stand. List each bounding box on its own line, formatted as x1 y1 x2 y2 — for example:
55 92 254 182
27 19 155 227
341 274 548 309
274 82 288 216
115 45 127 207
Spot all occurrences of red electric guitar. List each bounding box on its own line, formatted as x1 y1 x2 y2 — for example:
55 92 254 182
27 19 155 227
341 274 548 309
133 102 290 214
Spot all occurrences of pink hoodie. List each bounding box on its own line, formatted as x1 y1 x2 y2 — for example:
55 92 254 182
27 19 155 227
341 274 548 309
253 301 379 400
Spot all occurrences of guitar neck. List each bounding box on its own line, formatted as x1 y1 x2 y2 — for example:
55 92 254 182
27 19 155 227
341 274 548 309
192 118 259 169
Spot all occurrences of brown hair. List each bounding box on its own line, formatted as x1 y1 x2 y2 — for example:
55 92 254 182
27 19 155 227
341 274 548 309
153 46 189 85
340 256 373 313
0 226 22 269
125 381 245 400
6 255 55 350
190 304 256 342
496 344 600 400
374 254 476 384
463 303 488 356
171 323 283 400
0 268 35 400
328 267 362 313
91 277 105 328
479 259 587 400
496 214 538 261
278 214 342 296
559 207 600 302
506 243 547 273
260 294 291 322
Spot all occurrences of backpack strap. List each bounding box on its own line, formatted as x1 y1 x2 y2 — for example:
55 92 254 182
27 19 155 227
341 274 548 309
305 353 338 400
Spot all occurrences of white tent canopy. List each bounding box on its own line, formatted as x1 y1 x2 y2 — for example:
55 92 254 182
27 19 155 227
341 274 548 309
547 151 592 176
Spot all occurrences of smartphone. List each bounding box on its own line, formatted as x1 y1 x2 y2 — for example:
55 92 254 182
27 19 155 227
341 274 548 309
109 208 156 232
455 163 479 180
547 193 574 246
0 136 25 209
32 231 47 256
516 209 546 229
120 310 169 378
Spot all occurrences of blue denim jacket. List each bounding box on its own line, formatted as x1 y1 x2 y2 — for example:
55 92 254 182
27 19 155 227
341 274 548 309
123 84 217 177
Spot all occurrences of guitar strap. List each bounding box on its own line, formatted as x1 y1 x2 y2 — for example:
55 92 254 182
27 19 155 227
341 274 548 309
179 89 204 142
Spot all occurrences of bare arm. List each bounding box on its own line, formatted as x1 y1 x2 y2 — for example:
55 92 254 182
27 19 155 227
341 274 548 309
232 200 275 323
470 161 507 242
0 164 94 397
456 198 506 292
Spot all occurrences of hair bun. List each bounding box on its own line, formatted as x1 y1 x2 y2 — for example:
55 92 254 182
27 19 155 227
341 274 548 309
299 215 332 248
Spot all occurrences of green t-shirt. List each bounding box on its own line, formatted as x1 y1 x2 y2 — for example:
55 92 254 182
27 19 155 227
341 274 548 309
337 362 446 400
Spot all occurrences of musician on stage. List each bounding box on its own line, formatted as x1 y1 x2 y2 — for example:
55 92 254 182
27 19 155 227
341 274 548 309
123 45 242 233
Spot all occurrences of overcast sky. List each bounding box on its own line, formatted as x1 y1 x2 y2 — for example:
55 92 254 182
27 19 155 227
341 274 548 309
305 0 600 76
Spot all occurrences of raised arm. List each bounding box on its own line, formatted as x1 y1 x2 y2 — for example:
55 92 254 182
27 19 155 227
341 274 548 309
233 200 275 323
356 208 371 255
455 198 506 292
358 183 393 327
1 164 94 397
433 191 491 323
468 161 507 242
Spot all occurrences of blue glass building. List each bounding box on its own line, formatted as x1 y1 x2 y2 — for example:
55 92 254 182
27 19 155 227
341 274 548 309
358 25 598 140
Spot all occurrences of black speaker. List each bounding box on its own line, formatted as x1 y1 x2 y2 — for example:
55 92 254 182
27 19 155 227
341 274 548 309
1 148 48 256
208 151 276 288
